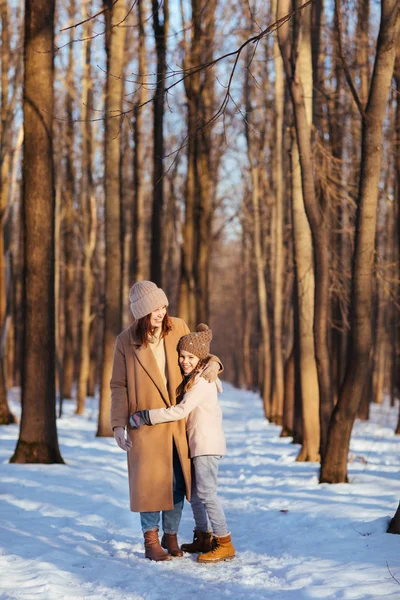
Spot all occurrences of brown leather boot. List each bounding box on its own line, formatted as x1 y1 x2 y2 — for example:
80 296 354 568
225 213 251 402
197 533 235 563
161 533 184 557
181 530 213 554
144 529 172 561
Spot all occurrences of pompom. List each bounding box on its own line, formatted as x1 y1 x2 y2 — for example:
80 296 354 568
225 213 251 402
196 323 210 332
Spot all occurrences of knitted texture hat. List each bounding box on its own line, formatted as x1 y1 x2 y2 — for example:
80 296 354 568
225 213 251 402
129 281 169 320
178 323 213 360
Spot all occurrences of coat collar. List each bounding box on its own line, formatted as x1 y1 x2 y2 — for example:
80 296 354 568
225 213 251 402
129 324 171 407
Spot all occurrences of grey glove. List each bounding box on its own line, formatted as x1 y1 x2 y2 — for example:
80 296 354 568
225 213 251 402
129 410 151 429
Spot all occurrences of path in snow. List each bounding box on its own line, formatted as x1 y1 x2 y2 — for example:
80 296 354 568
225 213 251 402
0 385 399 600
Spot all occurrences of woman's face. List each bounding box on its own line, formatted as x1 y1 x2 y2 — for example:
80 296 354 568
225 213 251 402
179 350 200 375
150 305 167 328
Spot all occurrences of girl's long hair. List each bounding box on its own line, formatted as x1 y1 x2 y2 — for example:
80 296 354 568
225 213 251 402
176 356 210 402
133 311 172 347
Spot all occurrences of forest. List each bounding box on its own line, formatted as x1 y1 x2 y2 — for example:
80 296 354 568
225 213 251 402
0 0 400 531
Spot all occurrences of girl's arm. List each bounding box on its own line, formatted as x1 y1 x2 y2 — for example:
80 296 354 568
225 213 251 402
148 377 211 425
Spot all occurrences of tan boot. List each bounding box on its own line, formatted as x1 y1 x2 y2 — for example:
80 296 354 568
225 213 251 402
144 529 172 561
197 533 235 563
181 530 212 554
161 533 184 557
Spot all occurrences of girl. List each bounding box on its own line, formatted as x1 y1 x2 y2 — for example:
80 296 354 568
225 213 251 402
130 323 235 563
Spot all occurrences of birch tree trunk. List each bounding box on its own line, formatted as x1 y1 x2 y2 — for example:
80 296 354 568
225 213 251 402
321 0 400 483
97 0 126 437
10 0 63 463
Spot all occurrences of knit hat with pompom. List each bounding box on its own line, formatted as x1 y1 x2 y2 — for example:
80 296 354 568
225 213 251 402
177 323 213 360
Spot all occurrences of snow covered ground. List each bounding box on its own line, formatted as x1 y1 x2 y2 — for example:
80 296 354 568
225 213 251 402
1 385 399 600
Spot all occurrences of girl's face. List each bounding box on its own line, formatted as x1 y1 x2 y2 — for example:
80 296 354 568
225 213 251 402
150 306 167 328
179 350 200 375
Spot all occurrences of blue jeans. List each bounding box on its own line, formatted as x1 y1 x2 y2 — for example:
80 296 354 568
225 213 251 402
190 455 228 537
140 444 186 534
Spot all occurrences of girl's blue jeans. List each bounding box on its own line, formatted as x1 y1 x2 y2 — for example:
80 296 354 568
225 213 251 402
140 444 185 534
190 455 229 537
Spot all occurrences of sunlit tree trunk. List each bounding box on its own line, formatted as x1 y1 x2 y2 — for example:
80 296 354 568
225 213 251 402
150 0 168 287
97 0 126 437
244 65 271 418
131 0 146 283
278 0 332 460
321 0 400 483
270 0 285 425
178 0 200 328
195 0 216 324
76 4 96 416
10 0 63 463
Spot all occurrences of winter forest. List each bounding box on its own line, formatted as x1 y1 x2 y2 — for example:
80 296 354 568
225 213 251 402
1 0 400 597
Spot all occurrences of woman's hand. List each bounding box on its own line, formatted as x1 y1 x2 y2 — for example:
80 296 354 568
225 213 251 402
201 360 219 383
113 426 132 451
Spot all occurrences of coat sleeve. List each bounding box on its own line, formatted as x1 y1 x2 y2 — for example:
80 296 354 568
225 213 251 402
110 336 129 430
149 377 211 425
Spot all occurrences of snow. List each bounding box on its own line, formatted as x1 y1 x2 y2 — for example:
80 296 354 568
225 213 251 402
1 385 399 600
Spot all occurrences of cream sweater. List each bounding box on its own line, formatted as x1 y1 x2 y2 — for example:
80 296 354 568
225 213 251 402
148 327 168 389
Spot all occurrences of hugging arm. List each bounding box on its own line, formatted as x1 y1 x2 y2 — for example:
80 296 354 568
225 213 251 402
130 378 211 428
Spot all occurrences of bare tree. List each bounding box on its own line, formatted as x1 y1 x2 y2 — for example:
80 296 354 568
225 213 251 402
0 0 17 425
321 0 400 483
97 0 126 437
10 0 63 463
61 0 77 400
76 1 96 416
278 0 321 460
150 0 168 287
131 0 146 283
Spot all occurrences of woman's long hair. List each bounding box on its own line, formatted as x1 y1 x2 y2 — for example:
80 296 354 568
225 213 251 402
176 356 210 402
133 311 172 347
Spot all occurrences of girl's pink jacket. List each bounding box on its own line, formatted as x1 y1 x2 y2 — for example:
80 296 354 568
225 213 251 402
148 376 226 458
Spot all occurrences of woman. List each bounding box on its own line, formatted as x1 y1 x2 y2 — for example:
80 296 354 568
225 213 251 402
110 281 221 561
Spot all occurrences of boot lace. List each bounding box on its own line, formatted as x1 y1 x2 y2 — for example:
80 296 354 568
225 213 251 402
210 537 220 553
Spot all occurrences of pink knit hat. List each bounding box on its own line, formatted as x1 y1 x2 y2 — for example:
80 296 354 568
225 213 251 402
129 281 169 320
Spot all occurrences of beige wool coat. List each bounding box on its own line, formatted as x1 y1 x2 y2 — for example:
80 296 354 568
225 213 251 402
110 317 191 512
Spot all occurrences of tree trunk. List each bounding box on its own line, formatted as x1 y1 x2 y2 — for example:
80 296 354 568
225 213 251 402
271 0 285 425
195 0 216 324
150 0 168 287
76 4 95 416
97 0 126 437
178 0 200 328
278 0 332 459
387 502 400 534
321 0 400 483
10 0 63 463
0 0 16 425
131 0 146 283
62 0 76 400
281 346 295 437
